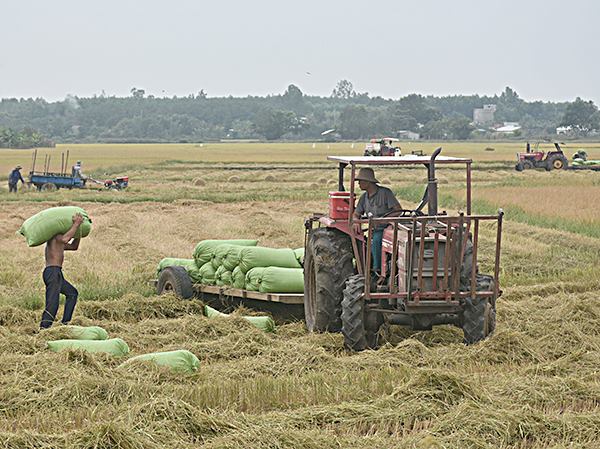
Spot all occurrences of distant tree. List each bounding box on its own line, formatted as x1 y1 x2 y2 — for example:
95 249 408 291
331 80 357 99
421 116 473 140
253 108 298 140
130 87 145 98
282 84 304 109
560 97 600 133
338 105 370 139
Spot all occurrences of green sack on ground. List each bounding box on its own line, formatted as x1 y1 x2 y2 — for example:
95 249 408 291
238 247 301 273
245 267 266 291
47 338 129 356
198 262 217 285
193 239 258 267
18 206 92 247
204 305 275 332
259 267 304 293
157 258 202 283
293 247 305 264
68 325 109 340
232 266 245 289
121 350 200 373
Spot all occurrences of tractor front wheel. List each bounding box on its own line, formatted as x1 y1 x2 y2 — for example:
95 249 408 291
304 228 355 332
515 162 524 172
341 274 382 351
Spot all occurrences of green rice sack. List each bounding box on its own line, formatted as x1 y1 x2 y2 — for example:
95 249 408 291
223 246 249 271
204 305 275 332
211 244 238 270
47 338 129 356
68 325 109 340
18 206 92 247
245 267 266 291
193 239 258 267
232 266 245 289
157 258 202 283
198 262 217 285
293 247 305 265
215 266 233 286
121 350 200 373
238 247 301 273
258 267 304 293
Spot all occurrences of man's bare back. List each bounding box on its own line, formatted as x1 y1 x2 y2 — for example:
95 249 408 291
45 214 84 267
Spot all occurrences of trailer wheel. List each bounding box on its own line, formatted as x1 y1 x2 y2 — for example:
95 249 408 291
304 227 354 332
41 183 57 192
341 274 382 351
157 266 194 299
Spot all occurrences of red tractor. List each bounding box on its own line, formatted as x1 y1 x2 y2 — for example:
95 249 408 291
304 149 503 350
515 142 569 171
364 137 401 157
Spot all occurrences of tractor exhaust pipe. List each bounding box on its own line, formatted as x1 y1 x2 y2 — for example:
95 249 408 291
427 147 442 216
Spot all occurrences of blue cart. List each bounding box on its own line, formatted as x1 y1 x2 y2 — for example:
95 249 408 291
28 171 86 191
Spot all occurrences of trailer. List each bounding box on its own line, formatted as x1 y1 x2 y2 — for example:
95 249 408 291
29 171 86 191
155 266 304 319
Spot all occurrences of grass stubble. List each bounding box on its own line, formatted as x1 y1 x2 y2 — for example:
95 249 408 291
1 143 600 448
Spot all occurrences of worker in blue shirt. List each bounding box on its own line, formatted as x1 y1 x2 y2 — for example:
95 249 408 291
8 166 26 193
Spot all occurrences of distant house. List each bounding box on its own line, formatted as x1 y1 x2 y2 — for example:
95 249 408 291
397 130 420 140
473 104 497 124
494 122 521 134
556 125 573 135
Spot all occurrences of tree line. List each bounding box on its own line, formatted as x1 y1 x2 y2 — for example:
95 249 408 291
0 82 598 146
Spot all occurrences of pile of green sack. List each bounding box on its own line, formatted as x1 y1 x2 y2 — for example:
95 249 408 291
45 325 200 373
157 239 305 293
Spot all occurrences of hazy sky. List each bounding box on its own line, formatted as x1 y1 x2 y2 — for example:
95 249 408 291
1 0 598 103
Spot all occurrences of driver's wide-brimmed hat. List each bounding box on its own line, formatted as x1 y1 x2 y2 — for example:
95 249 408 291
355 167 379 184
15 165 22 170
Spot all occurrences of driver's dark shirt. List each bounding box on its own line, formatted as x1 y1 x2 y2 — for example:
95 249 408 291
356 186 400 229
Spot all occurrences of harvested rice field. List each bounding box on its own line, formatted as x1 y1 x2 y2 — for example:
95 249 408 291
1 142 600 448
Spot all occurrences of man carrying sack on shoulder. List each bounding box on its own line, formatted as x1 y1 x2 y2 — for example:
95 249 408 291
40 213 84 329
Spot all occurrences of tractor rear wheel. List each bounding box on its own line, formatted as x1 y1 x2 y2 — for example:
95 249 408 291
304 227 354 332
546 155 568 171
157 266 194 299
341 274 382 351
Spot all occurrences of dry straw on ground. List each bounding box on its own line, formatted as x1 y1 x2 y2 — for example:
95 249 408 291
1 145 600 448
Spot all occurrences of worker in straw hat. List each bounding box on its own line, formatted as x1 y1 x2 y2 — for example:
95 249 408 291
8 165 26 193
352 167 403 275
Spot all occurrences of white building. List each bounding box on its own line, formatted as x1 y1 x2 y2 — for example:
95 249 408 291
473 104 497 124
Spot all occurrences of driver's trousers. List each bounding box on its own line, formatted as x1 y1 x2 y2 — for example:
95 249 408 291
371 229 384 273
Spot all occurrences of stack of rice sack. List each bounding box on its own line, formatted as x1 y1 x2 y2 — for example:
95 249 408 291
157 239 305 293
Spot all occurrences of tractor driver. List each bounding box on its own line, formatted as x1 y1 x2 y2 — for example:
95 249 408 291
352 167 402 275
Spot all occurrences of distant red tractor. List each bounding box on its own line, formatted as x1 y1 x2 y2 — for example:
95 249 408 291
515 142 569 171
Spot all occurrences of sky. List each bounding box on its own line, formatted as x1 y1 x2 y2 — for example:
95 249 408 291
1 0 598 103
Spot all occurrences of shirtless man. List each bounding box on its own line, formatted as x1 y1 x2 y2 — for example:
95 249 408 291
40 213 84 329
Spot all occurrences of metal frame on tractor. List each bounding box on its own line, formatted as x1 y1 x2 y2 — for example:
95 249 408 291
304 149 504 350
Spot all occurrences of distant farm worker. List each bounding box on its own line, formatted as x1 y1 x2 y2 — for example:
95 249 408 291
40 213 84 329
8 165 26 193
72 160 82 178
352 167 402 274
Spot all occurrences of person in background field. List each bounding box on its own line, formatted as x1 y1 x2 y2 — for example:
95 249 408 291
352 167 403 275
8 165 26 193
72 160 82 177
40 213 84 329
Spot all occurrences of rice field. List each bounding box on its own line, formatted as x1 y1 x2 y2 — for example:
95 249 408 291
1 142 600 448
